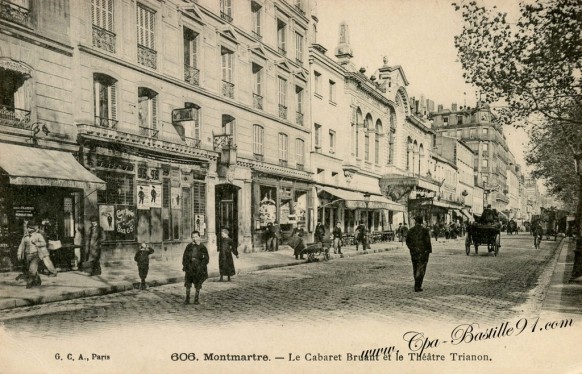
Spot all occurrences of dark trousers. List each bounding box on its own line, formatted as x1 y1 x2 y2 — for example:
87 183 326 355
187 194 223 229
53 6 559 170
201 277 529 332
138 264 149 282
410 252 430 290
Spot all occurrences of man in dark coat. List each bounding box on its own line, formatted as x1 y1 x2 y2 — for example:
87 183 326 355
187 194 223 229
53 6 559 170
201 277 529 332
355 221 367 251
182 230 209 304
83 216 104 276
134 243 154 290
218 228 238 281
405 216 433 292
314 222 326 244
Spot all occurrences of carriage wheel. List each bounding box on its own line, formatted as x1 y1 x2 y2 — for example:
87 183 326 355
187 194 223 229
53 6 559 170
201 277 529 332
494 234 500 256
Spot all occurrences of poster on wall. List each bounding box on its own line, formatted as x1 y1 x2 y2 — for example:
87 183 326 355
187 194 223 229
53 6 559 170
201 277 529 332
115 207 135 237
98 205 115 231
137 184 150 210
149 184 161 209
258 195 276 225
171 187 181 209
194 214 206 236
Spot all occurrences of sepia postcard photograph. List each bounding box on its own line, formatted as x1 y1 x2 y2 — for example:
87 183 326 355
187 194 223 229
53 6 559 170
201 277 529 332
0 0 581 373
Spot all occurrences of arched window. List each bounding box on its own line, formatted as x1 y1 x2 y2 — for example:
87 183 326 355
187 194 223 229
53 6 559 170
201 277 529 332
406 137 413 171
419 144 424 176
375 119 382 164
355 108 363 158
413 140 418 175
364 114 372 161
138 86 158 138
388 108 396 164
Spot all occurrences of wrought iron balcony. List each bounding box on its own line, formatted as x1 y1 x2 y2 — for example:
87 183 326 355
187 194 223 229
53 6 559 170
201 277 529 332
92 25 116 53
185 137 201 148
296 163 304 171
220 11 233 22
221 80 234 99
139 126 159 139
184 64 200 86
0 105 31 129
279 159 288 167
95 116 118 129
253 93 263 110
0 0 30 26
295 111 304 126
213 134 235 150
278 104 287 120
137 44 157 69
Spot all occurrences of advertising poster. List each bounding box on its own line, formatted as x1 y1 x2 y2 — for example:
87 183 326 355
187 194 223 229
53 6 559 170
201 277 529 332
98 205 115 231
115 206 135 237
171 187 181 209
149 184 161 209
137 184 150 210
194 214 206 236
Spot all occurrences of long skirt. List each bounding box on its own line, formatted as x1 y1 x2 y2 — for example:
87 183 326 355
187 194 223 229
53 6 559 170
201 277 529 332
218 250 236 276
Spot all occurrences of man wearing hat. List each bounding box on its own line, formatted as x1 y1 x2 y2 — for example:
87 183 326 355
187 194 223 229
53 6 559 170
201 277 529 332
83 215 104 276
17 222 44 288
405 216 433 292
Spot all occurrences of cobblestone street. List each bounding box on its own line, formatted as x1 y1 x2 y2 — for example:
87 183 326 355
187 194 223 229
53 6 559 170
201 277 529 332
0 234 563 337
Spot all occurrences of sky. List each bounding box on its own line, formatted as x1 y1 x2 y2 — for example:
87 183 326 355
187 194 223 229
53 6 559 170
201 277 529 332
314 0 531 173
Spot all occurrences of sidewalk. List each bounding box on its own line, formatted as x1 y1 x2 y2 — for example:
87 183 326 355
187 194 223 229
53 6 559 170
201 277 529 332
0 240 403 310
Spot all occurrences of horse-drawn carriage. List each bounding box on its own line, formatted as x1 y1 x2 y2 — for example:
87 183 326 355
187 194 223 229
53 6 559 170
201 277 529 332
506 219 518 235
465 222 501 256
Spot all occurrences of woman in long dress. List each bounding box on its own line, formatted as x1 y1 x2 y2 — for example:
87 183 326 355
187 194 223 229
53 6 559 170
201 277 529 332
218 228 238 282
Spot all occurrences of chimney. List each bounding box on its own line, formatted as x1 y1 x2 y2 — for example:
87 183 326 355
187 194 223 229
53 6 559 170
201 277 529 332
335 22 353 66
451 103 458 111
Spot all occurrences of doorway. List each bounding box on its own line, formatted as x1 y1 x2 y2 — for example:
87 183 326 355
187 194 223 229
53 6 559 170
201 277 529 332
215 184 239 248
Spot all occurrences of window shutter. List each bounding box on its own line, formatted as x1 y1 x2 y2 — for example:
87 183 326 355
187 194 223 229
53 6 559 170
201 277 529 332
107 0 113 31
151 95 158 129
194 108 200 140
110 82 117 120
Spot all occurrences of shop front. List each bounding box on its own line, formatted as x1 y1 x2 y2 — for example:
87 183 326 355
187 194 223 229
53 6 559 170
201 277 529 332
0 143 106 271
252 173 312 251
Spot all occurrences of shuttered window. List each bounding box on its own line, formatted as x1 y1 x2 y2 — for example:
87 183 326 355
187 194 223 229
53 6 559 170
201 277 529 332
137 4 155 49
92 0 113 31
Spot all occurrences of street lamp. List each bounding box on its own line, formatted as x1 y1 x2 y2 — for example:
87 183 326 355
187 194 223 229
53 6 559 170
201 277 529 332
363 192 371 231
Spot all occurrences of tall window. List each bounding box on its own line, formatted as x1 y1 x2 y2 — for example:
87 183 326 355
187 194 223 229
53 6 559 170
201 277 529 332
251 1 261 38
92 0 115 53
314 71 321 95
183 28 199 85
295 32 304 63
364 115 371 161
138 87 158 137
482 159 488 168
222 114 235 136
329 80 336 103
295 86 303 126
388 110 396 164
329 130 336 153
137 4 156 69
0 65 31 127
252 63 263 109
279 133 288 165
482 127 489 134
278 77 287 119
220 0 232 22
221 47 234 98
375 121 382 164
96 172 135 241
295 138 305 169
277 19 286 55
183 103 201 141
253 124 264 156
94 74 117 129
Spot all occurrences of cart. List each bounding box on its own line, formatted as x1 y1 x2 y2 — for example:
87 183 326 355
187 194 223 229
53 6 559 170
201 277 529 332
465 223 501 256
300 239 332 262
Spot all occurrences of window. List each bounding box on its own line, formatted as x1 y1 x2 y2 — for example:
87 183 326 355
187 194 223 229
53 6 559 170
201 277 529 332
137 4 156 69
482 159 488 168
482 127 489 134
183 28 199 85
329 80 336 103
329 130 336 153
457 129 462 138
295 32 304 63
279 133 288 165
221 47 234 98
483 143 489 152
0 65 32 128
364 116 371 161
252 63 263 109
469 128 476 138
296 138 305 169
220 0 232 22
138 87 158 138
251 1 261 38
314 71 322 96
443 116 449 124
388 110 396 164
314 123 321 151
92 0 115 53
96 171 135 241
253 124 264 156
278 77 287 119
295 86 303 125
277 19 286 55
222 114 235 136
94 74 118 129
458 116 463 125
375 121 382 164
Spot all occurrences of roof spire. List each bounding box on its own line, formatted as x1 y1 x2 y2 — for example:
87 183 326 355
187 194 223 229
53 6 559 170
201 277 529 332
335 22 353 65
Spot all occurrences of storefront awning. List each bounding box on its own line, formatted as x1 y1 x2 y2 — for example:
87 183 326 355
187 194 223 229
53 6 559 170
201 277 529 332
319 186 405 212
0 143 105 190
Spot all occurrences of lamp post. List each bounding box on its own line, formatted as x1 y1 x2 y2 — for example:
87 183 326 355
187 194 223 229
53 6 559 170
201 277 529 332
363 192 371 232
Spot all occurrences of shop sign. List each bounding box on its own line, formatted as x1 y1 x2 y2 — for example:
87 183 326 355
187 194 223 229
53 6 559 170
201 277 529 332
99 205 115 231
115 207 135 236
13 206 35 218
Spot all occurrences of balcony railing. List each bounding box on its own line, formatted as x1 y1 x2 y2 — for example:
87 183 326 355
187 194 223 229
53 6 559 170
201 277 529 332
139 126 159 139
137 44 157 69
296 163 304 171
184 64 200 86
0 105 31 129
278 104 287 120
222 80 234 99
92 25 116 53
0 0 30 26
213 134 235 150
253 93 263 110
278 47 286 56
220 11 233 22
184 137 201 148
95 116 118 129
279 159 288 167
295 111 304 126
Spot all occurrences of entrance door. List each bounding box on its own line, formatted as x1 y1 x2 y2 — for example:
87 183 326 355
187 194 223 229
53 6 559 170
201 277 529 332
215 184 238 247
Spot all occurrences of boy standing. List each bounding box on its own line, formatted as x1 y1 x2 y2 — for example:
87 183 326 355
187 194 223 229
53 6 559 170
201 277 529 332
182 231 209 304
135 243 154 290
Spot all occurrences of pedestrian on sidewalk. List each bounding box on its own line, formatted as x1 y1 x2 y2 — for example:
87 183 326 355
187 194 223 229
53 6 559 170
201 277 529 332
83 216 104 276
288 228 306 260
182 230 209 304
16 222 43 288
315 221 326 244
34 220 58 277
265 222 279 251
134 243 154 290
400 222 409 246
406 216 432 292
355 221 367 251
218 228 238 282
332 221 344 256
